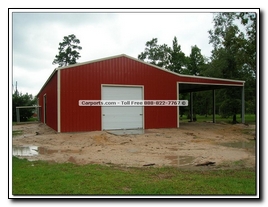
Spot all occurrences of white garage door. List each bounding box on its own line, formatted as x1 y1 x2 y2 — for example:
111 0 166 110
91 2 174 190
102 86 143 130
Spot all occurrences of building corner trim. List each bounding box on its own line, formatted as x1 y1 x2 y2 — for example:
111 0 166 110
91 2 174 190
177 82 180 128
57 70 61 132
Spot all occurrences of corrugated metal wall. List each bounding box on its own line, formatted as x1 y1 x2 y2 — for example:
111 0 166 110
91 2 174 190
39 55 244 132
60 56 181 132
38 72 58 131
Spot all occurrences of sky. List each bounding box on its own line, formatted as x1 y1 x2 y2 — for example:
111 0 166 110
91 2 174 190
11 9 219 96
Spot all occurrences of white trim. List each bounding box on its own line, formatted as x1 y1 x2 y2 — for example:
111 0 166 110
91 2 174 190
101 84 144 130
16 106 41 109
57 70 61 133
101 83 145 88
177 82 180 128
43 94 46 124
179 81 244 87
37 97 40 121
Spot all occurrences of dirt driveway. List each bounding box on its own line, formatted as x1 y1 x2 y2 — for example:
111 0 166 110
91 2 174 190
12 122 256 169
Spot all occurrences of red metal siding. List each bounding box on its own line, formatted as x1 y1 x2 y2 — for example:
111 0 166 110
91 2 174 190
60 63 102 132
38 72 58 131
52 55 243 132
60 56 181 132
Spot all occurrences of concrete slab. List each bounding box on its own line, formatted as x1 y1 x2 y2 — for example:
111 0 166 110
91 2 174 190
106 129 145 135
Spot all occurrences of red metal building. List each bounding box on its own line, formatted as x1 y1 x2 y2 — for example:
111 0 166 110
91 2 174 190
37 54 245 132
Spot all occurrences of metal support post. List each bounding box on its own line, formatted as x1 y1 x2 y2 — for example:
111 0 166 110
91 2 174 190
190 92 193 122
241 86 245 124
213 89 216 123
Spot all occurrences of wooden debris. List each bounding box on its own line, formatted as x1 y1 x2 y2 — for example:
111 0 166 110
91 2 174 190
120 142 129 145
195 161 215 166
143 163 155 166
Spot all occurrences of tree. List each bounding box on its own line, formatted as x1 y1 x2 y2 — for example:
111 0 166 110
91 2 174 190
138 37 187 73
208 12 256 123
236 13 257 115
52 34 82 67
138 38 171 68
236 12 256 77
182 45 207 120
12 92 37 122
168 37 187 74
185 45 206 76
209 13 242 123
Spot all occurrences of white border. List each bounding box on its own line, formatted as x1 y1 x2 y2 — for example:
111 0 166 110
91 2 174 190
8 7 260 200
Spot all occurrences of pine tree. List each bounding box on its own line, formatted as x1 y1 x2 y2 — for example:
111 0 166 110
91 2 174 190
52 34 82 67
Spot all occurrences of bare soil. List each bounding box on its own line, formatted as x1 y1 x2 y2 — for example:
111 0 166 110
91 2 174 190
12 122 256 169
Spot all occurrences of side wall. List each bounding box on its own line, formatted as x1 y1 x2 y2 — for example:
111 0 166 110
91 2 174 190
60 56 179 132
38 72 58 131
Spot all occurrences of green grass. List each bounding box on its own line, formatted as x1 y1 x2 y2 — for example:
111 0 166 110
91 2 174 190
27 117 39 122
12 116 39 125
180 114 256 124
12 130 23 136
12 157 256 195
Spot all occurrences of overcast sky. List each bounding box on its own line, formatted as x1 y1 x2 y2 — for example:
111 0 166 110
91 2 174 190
11 9 257 97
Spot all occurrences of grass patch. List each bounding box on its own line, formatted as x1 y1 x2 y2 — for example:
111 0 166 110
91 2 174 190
216 159 251 169
27 117 39 122
180 114 256 124
12 157 256 195
12 130 23 137
12 117 39 125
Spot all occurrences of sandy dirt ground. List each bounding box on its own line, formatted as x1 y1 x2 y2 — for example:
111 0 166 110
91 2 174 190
12 122 256 169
